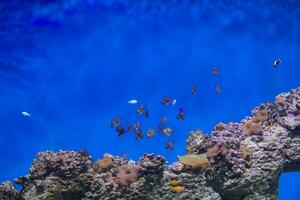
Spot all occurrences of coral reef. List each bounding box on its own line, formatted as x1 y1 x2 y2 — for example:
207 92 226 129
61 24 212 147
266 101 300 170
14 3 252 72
1 87 300 200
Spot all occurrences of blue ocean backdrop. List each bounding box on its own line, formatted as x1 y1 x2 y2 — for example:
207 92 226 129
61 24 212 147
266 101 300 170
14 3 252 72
0 0 300 199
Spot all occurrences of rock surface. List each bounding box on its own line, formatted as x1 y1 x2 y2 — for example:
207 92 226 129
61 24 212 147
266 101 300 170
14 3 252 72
1 87 300 200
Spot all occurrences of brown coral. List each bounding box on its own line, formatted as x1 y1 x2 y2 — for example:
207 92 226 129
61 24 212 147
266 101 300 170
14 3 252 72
207 145 219 159
240 145 252 168
242 120 262 135
178 154 209 170
215 122 226 131
252 111 268 123
94 154 113 173
240 145 251 160
275 95 285 106
207 145 228 159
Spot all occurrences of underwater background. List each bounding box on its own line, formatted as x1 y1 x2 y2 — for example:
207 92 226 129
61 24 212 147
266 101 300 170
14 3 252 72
0 0 300 199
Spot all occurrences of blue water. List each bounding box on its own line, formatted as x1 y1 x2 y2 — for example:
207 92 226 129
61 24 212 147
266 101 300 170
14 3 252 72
0 1 300 199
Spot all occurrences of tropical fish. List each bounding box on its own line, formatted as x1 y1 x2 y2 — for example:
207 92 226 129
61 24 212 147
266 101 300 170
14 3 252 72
147 128 155 137
111 117 120 128
161 116 168 123
135 128 144 139
121 152 127 160
273 59 281 68
192 85 197 95
176 108 185 120
136 104 145 115
215 84 222 94
165 141 174 150
127 123 132 132
168 180 182 186
136 104 149 118
170 186 184 193
162 96 171 105
212 67 219 76
116 125 126 136
128 99 138 104
133 121 140 130
144 110 149 118
158 123 164 133
163 127 173 136
21 111 31 117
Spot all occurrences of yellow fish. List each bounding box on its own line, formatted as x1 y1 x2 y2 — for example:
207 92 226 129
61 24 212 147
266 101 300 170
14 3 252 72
168 180 181 186
170 186 184 193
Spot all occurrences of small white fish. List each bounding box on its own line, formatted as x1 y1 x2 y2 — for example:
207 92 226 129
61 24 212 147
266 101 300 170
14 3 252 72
128 99 138 104
172 99 176 106
273 59 281 68
163 127 173 136
21 111 31 117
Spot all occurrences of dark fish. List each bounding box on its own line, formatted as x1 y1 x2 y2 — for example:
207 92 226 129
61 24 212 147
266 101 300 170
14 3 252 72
215 84 222 94
192 85 197 95
176 107 185 120
165 141 174 150
162 96 171 105
147 128 155 137
111 117 120 128
127 123 132 132
213 67 219 76
116 125 126 136
136 104 149 118
133 122 140 130
273 59 281 68
161 116 168 123
122 153 127 160
158 123 164 133
136 104 145 115
144 110 149 118
135 128 144 139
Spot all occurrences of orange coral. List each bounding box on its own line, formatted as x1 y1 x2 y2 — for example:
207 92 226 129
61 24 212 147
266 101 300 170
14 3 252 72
170 186 185 193
215 122 226 131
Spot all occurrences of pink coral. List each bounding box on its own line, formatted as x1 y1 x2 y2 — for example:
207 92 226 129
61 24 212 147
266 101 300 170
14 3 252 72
116 165 140 187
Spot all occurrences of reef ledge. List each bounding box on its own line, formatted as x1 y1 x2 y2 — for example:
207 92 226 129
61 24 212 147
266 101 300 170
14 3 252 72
1 87 300 200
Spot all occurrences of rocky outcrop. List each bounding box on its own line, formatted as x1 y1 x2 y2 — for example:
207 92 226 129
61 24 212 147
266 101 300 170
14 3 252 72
1 87 300 200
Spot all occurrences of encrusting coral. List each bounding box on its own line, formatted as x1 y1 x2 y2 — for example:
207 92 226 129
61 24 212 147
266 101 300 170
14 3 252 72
178 154 209 170
1 87 300 200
